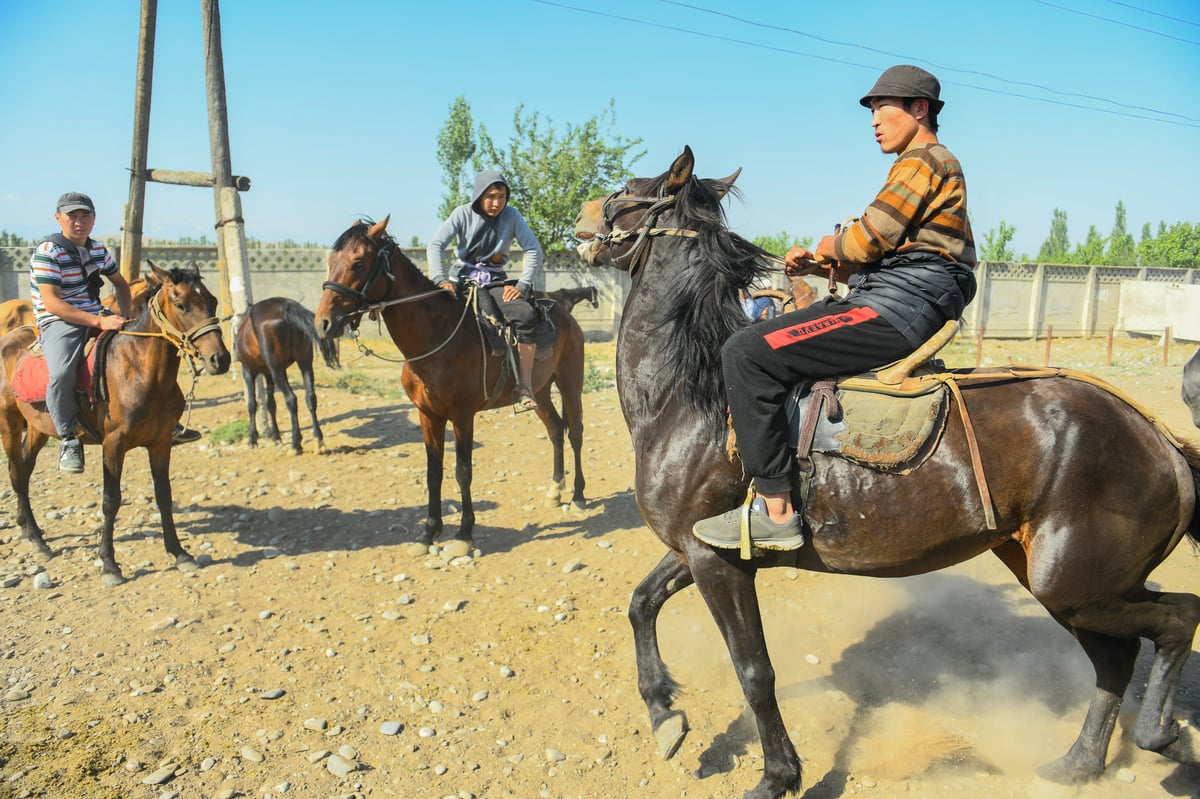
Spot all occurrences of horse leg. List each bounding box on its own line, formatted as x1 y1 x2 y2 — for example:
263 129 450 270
449 416 476 545
629 551 695 759
1127 591 1200 759
241 364 260 447
555 359 587 509
3 423 51 558
300 361 326 454
691 549 802 799
992 540 1199 781
530 385 568 507
270 362 302 454
147 442 197 576
260 374 281 443
97 442 132 586
418 414 448 546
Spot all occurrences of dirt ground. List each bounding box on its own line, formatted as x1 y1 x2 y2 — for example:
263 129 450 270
1 332 1199 799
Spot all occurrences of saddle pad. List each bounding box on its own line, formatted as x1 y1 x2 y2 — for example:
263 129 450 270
478 305 558 359
787 381 948 472
12 347 98 404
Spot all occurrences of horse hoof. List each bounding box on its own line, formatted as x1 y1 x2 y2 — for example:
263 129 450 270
440 539 473 559
400 542 432 557
1036 754 1102 785
290 446 303 456
654 712 689 760
29 541 55 561
101 572 126 588
176 557 200 574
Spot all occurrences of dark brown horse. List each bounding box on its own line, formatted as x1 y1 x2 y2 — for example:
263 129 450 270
236 296 340 454
0 263 230 585
574 147 1200 799
538 284 598 313
313 217 586 553
1185 347 1200 428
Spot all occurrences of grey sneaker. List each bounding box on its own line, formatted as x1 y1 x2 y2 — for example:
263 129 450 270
58 438 84 474
693 497 804 551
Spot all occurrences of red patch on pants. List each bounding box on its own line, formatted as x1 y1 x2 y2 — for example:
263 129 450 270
762 306 881 350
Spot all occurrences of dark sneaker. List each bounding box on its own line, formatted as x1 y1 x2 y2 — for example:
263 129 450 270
693 497 804 551
172 424 202 444
59 438 84 474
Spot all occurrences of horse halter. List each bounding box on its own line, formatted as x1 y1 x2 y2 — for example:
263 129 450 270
596 190 698 272
321 235 396 328
147 289 223 365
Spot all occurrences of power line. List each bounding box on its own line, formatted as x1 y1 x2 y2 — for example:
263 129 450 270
1103 0 1200 29
1034 0 1200 44
530 0 1197 128
653 0 1198 124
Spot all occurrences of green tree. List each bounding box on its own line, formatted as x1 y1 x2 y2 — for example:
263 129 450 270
1072 225 1105 265
1142 221 1200 268
435 96 478 221
1105 200 1136 265
475 99 644 250
979 220 1017 261
750 231 812 257
1037 208 1071 263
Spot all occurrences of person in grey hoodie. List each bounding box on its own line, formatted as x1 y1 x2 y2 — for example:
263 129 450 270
427 170 545 409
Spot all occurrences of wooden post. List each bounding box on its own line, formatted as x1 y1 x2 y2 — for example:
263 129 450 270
1043 324 1052 366
975 324 984 367
1164 327 1171 366
201 0 252 350
1106 327 1114 366
119 0 157 282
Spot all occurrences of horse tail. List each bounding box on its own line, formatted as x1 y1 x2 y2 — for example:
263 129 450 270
1183 439 1200 546
283 299 341 370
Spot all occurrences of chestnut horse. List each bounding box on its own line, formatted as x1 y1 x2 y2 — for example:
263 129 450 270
236 296 340 454
574 147 1200 799
0 263 230 585
314 217 586 552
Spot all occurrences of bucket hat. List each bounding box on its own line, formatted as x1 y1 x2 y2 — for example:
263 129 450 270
859 65 944 113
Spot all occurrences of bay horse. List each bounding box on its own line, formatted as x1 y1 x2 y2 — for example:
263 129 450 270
0 262 230 586
574 146 1200 799
313 217 586 553
236 296 340 454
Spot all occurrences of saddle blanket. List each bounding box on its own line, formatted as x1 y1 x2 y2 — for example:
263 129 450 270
786 378 948 472
12 347 99 404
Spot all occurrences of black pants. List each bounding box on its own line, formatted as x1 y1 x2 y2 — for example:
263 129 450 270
477 285 539 341
722 300 916 493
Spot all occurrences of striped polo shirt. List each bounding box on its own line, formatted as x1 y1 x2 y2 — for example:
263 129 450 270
29 237 119 326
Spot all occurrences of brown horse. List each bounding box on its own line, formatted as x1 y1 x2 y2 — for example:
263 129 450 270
538 284 598 313
0 263 230 585
0 299 35 336
314 217 586 552
236 296 340 454
574 147 1200 799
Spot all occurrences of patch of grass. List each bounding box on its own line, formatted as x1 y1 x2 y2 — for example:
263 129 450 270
208 418 249 445
583 355 615 394
332 371 405 399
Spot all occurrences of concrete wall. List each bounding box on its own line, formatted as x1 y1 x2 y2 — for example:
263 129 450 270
3 245 1196 342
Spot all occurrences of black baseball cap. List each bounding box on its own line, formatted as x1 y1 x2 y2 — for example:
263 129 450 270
859 65 944 113
56 192 95 214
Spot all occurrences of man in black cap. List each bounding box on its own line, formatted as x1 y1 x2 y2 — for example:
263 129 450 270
30 193 201 474
693 64 976 553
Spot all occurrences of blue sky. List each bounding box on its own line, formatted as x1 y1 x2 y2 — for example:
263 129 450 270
2 0 1197 260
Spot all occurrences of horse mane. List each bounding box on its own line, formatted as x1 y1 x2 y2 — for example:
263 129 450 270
650 173 776 430
331 220 436 293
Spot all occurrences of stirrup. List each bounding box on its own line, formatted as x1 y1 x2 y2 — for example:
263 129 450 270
514 385 538 411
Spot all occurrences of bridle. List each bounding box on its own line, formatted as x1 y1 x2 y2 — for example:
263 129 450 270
320 233 472 364
595 189 698 274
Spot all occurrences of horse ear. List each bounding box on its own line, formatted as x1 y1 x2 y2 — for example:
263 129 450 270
146 259 169 285
367 215 391 241
664 146 695 194
712 167 742 200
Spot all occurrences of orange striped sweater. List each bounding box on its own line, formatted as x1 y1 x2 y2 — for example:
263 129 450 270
834 142 976 267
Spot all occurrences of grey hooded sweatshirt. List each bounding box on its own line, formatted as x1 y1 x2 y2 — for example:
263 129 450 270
426 170 545 294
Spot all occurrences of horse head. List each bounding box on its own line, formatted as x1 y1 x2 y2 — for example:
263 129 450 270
144 260 231 376
574 145 741 271
315 215 394 339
